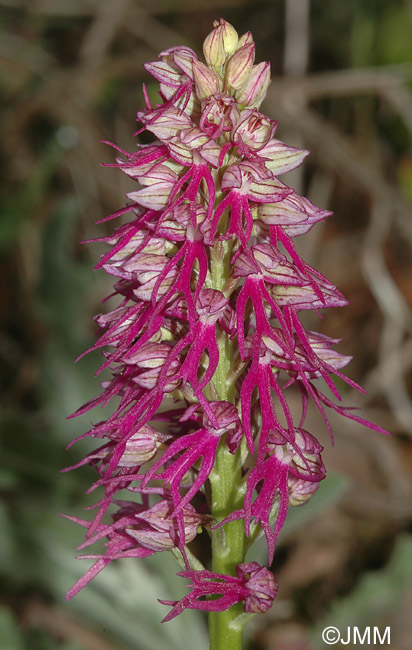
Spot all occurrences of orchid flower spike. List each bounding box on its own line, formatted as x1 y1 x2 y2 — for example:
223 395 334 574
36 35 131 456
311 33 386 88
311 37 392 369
65 18 389 647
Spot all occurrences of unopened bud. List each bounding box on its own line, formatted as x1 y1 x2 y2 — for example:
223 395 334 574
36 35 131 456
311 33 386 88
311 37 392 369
235 61 271 108
220 19 239 56
226 43 255 90
237 31 254 49
203 25 225 67
192 60 221 99
203 19 239 67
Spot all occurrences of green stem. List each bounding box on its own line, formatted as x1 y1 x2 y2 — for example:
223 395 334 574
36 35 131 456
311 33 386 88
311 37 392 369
208 241 247 650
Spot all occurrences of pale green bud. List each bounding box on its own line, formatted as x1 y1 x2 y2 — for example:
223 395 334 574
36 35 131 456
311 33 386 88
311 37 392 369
192 59 221 99
237 31 254 49
235 61 271 108
203 18 239 67
220 18 239 57
226 43 255 91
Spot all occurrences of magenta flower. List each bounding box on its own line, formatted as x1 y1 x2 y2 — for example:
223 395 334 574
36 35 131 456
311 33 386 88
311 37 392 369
64 494 208 600
159 562 278 622
65 18 389 646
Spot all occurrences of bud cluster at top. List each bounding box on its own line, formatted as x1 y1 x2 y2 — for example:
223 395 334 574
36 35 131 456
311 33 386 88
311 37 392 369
65 18 388 622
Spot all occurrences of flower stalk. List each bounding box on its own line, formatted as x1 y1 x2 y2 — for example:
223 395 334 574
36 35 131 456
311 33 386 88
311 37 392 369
207 169 245 650
65 17 389 649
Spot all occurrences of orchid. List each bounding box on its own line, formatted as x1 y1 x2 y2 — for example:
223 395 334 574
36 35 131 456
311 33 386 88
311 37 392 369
65 18 389 650
159 562 278 622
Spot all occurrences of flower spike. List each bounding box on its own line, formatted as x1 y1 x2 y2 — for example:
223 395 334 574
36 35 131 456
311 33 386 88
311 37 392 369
65 18 389 638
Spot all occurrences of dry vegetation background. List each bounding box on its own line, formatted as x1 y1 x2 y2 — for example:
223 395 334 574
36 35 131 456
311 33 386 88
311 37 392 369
1 1 412 649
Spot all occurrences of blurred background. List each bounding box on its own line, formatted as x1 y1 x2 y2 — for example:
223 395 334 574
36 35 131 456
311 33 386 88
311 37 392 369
1 1 412 648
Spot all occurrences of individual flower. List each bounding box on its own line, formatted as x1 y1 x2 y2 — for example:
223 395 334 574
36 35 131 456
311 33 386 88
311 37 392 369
160 562 278 621
65 495 208 600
